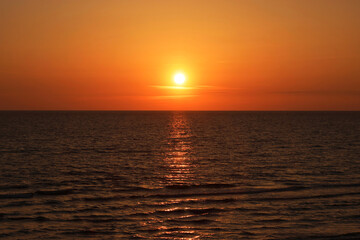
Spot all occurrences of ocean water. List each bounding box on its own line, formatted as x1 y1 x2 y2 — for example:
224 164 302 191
0 111 359 239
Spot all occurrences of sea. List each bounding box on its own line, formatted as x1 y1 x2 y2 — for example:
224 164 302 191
0 111 359 239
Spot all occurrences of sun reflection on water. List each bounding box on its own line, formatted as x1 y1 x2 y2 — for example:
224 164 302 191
136 112 208 239
163 112 195 185
155 112 203 239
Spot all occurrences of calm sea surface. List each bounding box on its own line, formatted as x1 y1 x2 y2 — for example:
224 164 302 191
0 111 359 239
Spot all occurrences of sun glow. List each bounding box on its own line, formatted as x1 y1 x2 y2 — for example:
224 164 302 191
174 73 186 85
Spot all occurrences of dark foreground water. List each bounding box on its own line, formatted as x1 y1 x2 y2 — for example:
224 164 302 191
0 111 359 239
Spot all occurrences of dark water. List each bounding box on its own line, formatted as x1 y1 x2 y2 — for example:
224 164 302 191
0 111 359 239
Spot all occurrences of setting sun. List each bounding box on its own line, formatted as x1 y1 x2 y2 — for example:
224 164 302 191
174 73 186 85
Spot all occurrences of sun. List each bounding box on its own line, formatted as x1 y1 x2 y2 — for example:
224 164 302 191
174 73 186 85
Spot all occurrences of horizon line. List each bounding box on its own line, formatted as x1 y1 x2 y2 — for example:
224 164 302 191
0 110 359 112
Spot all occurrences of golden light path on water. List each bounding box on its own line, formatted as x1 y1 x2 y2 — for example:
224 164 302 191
164 112 194 184
159 112 200 239
138 112 209 239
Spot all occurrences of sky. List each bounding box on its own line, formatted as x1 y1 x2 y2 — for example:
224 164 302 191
0 0 359 110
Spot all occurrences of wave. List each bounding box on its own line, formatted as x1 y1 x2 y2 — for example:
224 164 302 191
287 232 360 240
166 218 216 225
128 185 308 199
0 193 34 199
0 200 33 208
2 216 50 222
165 183 236 189
131 207 226 217
61 230 117 236
0 184 29 190
126 197 237 210
250 191 360 202
80 195 122 202
35 189 74 196
0 188 74 199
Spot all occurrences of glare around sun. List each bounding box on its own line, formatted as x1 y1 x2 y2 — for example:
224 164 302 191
174 73 186 85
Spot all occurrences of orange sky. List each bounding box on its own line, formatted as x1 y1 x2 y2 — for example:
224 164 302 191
0 0 359 110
